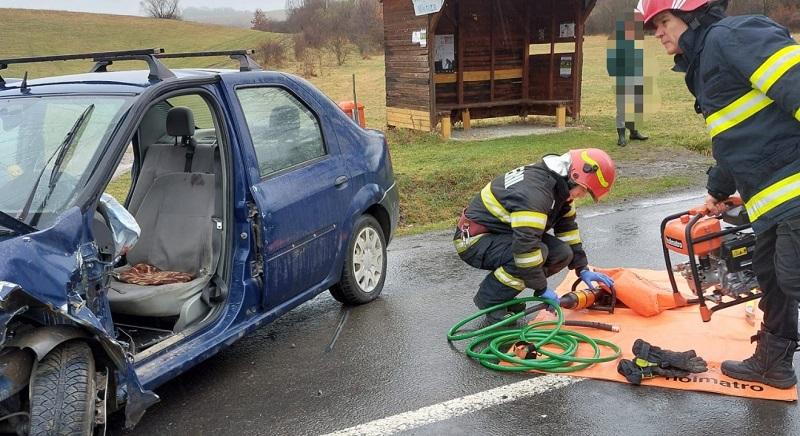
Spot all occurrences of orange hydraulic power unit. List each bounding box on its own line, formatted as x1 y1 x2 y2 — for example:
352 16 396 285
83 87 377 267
660 199 762 322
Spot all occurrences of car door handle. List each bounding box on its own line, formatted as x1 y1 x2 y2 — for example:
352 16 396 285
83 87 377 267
335 175 348 187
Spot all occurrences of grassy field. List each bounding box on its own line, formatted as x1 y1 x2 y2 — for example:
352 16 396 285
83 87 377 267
0 9 285 76
1 9 719 235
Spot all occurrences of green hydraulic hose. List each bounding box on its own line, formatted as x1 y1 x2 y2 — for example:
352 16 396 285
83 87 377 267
447 296 621 373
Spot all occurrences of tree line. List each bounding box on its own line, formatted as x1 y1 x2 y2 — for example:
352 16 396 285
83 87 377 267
586 0 800 34
252 0 383 68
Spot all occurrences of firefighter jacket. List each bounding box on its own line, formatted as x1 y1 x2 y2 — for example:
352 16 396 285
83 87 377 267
676 15 800 233
464 162 588 292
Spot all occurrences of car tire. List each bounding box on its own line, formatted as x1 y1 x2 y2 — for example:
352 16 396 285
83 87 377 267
29 341 96 436
330 214 387 305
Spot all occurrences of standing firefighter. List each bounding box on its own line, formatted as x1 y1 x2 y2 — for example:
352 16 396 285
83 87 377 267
639 0 800 388
455 149 616 324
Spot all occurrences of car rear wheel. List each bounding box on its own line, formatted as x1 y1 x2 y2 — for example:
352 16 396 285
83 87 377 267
29 341 96 436
330 215 387 305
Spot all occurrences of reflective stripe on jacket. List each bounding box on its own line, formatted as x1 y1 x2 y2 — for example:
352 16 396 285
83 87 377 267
464 162 588 291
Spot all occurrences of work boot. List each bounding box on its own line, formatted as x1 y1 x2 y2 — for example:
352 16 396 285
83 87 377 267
629 128 648 141
480 308 526 330
617 128 627 146
721 327 799 389
507 302 526 315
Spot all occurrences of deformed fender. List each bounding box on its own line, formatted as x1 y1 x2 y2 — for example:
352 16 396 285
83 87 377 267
0 325 87 403
0 323 90 404
0 283 159 428
0 347 34 403
6 324 89 361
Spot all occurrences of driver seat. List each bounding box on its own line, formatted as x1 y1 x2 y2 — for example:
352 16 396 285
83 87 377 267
108 108 216 319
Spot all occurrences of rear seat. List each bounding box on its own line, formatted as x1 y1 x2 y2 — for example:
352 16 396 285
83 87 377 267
127 109 218 215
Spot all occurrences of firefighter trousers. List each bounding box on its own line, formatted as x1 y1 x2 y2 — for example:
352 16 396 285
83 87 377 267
454 229 573 310
754 215 800 341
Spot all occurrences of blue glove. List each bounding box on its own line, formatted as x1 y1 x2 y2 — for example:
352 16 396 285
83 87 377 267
538 288 559 313
579 269 614 290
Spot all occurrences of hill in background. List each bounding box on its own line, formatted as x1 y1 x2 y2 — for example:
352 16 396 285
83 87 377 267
0 8 285 79
183 7 286 28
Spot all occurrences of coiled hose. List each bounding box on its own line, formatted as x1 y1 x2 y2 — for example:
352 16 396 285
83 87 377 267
447 296 621 373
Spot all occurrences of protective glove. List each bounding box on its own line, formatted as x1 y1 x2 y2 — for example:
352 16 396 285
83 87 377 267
617 359 690 385
579 269 614 290
537 288 560 313
632 339 708 373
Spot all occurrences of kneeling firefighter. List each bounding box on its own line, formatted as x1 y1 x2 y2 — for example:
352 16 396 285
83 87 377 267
455 148 616 324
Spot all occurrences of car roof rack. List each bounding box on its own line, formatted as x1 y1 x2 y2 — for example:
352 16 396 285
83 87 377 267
155 50 262 72
0 48 174 86
0 48 262 87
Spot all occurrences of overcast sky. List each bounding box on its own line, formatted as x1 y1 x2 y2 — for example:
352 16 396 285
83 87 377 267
0 0 287 15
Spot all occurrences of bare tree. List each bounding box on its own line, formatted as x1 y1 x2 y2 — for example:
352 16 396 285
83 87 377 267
350 0 383 58
284 0 384 65
251 9 272 31
255 39 288 68
141 0 181 20
325 1 353 65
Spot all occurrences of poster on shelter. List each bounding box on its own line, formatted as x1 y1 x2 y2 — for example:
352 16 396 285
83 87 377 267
559 22 575 38
560 55 573 78
412 29 428 47
412 0 445 16
435 34 455 73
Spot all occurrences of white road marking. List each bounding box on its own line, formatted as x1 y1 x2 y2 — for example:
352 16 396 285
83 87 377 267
321 375 582 436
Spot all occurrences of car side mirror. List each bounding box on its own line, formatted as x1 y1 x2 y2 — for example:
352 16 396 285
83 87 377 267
97 193 140 262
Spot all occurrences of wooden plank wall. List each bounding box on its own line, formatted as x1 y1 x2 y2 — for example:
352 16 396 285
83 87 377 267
434 0 526 108
431 0 583 120
528 0 577 103
383 0 432 130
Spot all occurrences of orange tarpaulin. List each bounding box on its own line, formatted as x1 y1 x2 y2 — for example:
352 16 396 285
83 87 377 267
538 268 797 401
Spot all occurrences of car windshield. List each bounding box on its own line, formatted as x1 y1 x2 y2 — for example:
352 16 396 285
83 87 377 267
0 95 131 228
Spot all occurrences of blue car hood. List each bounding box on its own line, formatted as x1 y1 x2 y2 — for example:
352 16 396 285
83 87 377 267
0 207 85 310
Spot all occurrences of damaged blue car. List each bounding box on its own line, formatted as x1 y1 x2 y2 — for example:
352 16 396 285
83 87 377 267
0 48 398 434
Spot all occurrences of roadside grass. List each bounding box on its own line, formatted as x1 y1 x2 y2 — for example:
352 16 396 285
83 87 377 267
2 9 716 235
105 172 132 203
388 126 706 234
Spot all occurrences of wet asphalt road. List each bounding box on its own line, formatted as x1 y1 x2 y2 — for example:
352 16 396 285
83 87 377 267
117 191 800 436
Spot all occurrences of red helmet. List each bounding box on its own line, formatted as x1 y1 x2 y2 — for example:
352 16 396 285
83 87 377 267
569 149 616 202
636 0 709 26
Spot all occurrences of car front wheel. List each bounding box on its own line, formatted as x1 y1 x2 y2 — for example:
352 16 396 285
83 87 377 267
29 341 97 436
330 214 387 305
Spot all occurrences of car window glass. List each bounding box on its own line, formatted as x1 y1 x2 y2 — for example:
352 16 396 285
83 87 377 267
105 142 134 203
166 95 214 130
0 95 130 227
235 87 325 177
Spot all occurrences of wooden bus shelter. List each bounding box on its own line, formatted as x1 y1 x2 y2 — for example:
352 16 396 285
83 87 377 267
382 0 597 136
